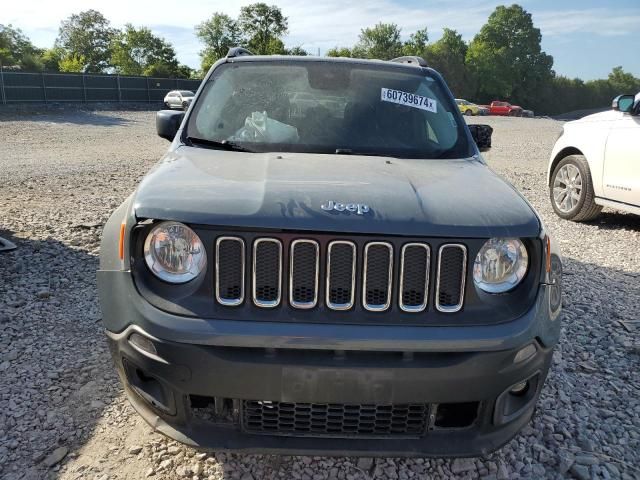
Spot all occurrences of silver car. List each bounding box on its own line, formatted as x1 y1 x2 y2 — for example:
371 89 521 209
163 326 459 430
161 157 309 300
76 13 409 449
163 90 195 110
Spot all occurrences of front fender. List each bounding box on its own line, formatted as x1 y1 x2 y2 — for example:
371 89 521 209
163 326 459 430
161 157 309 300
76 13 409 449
100 194 136 271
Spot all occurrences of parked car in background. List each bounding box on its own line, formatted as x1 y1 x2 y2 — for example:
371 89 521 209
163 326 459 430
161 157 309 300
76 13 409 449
490 101 523 116
477 105 490 116
548 93 640 221
164 90 195 110
455 98 480 116
98 48 562 457
522 109 534 118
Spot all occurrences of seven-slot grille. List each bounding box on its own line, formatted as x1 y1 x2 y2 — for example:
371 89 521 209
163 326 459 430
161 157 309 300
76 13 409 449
252 239 282 307
289 240 319 309
242 400 428 437
436 244 468 312
214 237 467 313
399 243 430 312
326 241 356 310
215 237 245 306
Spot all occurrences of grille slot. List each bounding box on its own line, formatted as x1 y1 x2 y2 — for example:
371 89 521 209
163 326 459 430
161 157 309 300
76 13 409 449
215 237 245 306
242 400 428 437
252 239 282 308
399 243 430 312
289 240 319 309
326 241 356 310
436 244 467 312
363 242 393 312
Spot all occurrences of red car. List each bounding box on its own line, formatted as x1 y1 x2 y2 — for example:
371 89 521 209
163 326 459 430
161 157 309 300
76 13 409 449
490 101 523 116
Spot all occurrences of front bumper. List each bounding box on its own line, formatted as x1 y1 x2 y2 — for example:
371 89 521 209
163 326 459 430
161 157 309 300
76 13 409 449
100 270 560 457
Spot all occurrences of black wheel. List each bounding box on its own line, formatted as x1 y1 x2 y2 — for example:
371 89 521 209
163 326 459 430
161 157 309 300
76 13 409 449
164 102 170 109
464 109 473 116
550 155 602 221
182 101 189 109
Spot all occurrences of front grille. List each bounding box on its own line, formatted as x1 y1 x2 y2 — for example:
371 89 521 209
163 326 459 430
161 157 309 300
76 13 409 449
215 237 245 306
252 239 282 307
436 245 467 312
290 240 319 309
326 241 356 310
400 243 430 312
213 235 467 314
242 400 428 437
363 242 393 311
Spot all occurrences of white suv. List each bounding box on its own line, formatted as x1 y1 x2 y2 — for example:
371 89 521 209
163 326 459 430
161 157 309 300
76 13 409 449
163 90 195 110
548 93 640 221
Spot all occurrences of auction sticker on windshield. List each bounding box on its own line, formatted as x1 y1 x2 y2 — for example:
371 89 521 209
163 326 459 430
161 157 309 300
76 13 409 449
381 88 437 113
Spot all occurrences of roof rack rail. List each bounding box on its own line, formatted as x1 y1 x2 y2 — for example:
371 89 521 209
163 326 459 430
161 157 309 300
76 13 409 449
390 56 427 67
227 47 254 58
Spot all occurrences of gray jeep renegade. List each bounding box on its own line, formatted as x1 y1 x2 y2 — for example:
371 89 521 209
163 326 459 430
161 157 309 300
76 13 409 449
98 48 562 457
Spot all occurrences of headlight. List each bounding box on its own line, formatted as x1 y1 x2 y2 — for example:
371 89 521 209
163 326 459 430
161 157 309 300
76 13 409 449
473 238 528 293
143 222 206 283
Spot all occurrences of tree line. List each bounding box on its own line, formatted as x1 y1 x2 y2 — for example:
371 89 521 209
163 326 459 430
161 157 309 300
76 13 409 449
0 10 194 78
325 5 640 115
1 3 639 114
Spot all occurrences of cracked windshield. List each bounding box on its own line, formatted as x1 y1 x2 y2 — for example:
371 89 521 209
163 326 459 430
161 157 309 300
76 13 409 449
187 61 472 158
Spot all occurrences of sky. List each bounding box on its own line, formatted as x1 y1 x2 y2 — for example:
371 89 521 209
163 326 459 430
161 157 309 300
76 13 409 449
5 0 640 80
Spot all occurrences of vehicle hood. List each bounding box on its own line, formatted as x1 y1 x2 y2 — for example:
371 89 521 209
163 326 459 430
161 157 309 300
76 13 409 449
571 109 619 124
133 146 540 238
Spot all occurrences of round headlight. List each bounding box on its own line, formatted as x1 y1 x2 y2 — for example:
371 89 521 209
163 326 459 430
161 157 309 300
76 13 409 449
473 238 528 293
143 222 206 283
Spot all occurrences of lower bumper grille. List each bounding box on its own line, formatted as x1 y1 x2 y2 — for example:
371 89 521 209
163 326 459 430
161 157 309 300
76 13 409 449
242 400 428 437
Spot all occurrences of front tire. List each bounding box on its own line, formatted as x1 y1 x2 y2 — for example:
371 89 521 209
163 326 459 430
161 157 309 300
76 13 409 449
550 155 602 221
182 101 189 110
465 109 473 116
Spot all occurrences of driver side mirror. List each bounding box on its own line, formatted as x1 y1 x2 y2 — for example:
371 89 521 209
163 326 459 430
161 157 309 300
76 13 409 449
156 110 185 141
612 94 635 113
468 124 493 152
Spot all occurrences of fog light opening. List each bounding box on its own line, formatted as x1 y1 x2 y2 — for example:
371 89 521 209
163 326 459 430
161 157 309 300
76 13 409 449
129 332 157 355
510 381 529 396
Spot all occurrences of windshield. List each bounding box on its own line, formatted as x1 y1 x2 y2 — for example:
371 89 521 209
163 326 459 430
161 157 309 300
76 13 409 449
186 60 473 159
179 90 194 97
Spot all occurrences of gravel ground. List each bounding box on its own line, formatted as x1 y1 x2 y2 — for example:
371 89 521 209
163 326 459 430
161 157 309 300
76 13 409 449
0 110 638 480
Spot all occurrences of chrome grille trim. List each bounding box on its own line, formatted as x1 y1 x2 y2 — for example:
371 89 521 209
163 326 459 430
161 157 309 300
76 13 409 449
362 242 393 312
399 243 430 313
289 239 320 309
215 236 245 306
326 241 356 311
252 238 283 308
435 244 467 313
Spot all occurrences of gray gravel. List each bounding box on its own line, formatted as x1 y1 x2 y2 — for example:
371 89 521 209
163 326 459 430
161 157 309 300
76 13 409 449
0 110 639 480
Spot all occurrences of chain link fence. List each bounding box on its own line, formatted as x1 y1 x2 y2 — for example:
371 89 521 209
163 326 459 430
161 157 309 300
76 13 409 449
0 70 201 104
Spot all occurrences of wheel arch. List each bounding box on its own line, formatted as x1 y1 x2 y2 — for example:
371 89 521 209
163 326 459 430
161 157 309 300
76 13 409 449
548 147 584 186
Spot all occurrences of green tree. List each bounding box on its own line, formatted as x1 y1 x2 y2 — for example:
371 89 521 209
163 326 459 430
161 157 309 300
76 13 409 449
285 46 308 56
175 64 196 79
326 47 353 58
238 3 288 55
0 24 43 70
466 4 553 108
424 29 470 98
608 66 640 93
41 47 64 71
58 53 86 72
353 23 403 60
196 13 242 72
402 28 428 56
55 10 116 72
111 25 179 76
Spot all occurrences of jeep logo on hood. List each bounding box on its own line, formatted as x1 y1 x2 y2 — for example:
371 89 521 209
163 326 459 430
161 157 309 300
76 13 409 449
321 200 370 215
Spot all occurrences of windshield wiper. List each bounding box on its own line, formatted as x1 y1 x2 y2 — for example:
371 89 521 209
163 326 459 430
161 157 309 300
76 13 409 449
185 136 253 152
335 148 397 158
